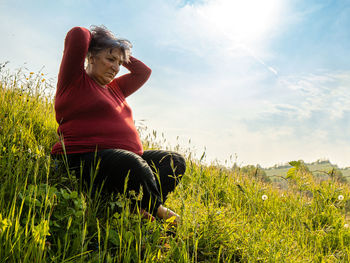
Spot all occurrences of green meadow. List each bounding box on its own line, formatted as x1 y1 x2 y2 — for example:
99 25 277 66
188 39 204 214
1 66 350 262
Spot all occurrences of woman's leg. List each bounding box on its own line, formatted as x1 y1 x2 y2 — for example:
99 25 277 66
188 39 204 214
141 150 186 202
141 150 186 223
64 149 163 216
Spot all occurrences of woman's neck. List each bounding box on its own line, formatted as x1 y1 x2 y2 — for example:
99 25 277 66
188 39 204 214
86 67 107 88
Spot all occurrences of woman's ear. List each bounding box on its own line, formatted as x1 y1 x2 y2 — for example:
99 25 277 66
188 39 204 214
87 54 95 65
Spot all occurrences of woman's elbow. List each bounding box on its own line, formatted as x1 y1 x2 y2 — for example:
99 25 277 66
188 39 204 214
143 67 152 82
146 67 152 78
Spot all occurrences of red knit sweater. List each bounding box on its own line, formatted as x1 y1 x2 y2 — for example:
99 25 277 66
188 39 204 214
51 27 151 155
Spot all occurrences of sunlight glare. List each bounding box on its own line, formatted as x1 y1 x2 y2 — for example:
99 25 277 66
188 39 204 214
197 0 283 44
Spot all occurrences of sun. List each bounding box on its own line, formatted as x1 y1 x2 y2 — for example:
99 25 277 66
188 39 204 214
196 0 284 45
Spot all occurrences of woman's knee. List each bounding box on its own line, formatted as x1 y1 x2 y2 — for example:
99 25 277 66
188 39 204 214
100 149 142 166
97 149 157 192
101 149 152 176
143 150 186 174
166 152 187 175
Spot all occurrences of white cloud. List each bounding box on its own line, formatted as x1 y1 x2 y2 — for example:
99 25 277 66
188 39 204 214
245 71 350 144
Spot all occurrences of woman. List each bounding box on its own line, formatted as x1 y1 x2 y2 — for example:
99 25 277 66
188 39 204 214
51 25 186 222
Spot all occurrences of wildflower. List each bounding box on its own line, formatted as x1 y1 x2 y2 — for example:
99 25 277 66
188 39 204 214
28 148 32 154
344 224 349 228
41 73 44 76
262 194 268 201
165 216 176 223
338 195 344 201
32 219 50 249
30 72 34 75
11 145 17 154
0 213 12 233
35 147 41 156
41 79 45 82
26 78 29 80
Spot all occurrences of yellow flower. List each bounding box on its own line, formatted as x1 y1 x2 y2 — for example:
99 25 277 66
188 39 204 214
41 79 45 82
35 147 41 156
11 145 17 154
32 220 50 249
0 213 12 233
41 73 44 76
30 72 34 75
165 216 176 223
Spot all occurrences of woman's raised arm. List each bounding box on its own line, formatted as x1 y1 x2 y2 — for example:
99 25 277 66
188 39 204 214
57 27 91 95
114 56 152 98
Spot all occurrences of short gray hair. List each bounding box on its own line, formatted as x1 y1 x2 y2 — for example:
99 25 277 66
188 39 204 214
88 25 132 63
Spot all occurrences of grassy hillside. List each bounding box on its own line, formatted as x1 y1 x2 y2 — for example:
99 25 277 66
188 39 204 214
1 68 350 262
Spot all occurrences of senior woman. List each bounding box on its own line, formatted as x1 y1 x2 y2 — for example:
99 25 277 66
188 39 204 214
51 26 186 222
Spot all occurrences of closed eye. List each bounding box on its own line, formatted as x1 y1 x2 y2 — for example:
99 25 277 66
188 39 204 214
108 57 122 65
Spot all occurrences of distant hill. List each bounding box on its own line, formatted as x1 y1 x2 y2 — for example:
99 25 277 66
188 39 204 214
264 159 350 180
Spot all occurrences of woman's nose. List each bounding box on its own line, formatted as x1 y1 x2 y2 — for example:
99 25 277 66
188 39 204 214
112 63 119 73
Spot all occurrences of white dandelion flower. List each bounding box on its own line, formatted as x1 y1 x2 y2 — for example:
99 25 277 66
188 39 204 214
338 195 344 201
344 224 349 228
262 195 268 201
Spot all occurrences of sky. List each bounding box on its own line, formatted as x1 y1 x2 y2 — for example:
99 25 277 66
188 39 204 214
1 0 350 168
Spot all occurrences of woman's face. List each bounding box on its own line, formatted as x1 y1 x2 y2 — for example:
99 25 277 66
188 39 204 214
88 48 123 86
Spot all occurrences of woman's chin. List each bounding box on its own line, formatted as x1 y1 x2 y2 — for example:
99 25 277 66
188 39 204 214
106 77 114 84
100 78 112 86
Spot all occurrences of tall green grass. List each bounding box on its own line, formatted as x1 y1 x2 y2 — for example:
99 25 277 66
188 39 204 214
1 67 350 262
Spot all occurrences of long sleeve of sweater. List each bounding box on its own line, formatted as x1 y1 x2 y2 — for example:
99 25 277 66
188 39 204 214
56 27 91 95
113 56 152 98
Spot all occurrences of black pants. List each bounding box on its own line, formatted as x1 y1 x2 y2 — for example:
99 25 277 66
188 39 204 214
57 149 186 216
